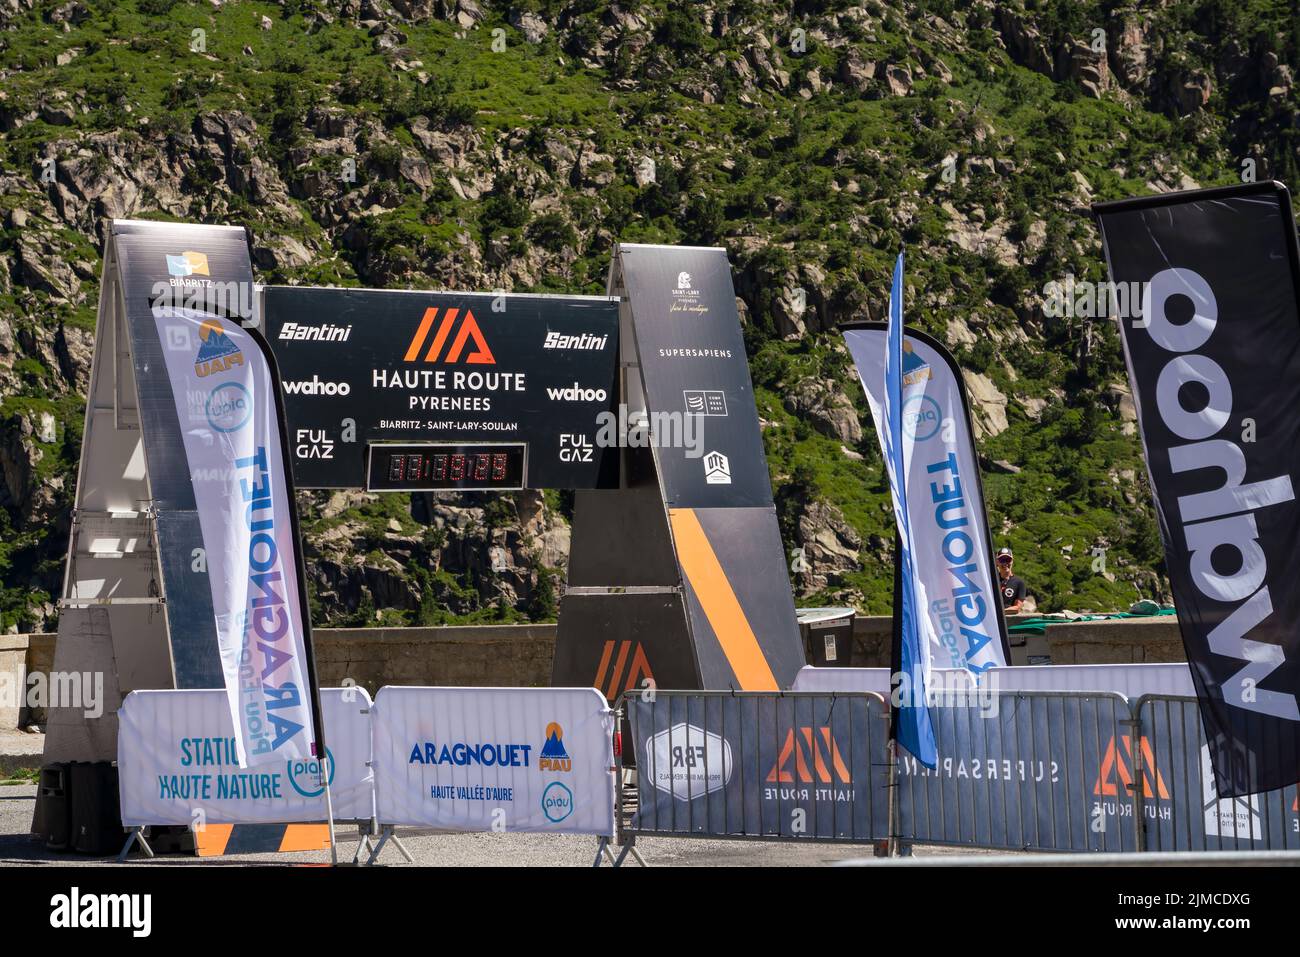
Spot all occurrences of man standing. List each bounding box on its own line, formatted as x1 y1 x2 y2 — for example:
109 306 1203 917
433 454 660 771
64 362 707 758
996 547 1027 615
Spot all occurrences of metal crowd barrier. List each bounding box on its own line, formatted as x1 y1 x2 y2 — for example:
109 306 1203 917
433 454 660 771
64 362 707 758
617 691 890 845
1134 694 1300 853
898 691 1138 853
616 689 1300 856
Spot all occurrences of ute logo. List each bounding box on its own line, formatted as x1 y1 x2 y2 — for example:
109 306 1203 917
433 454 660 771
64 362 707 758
703 450 731 485
1093 734 1171 800
766 727 851 785
539 722 572 772
404 307 495 365
194 318 243 377
167 250 209 277
1200 744 1261 839
594 640 653 701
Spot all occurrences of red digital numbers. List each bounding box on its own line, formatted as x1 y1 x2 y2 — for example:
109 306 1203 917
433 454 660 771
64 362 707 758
377 445 521 489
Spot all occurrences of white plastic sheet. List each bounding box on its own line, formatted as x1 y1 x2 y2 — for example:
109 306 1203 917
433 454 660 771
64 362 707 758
371 686 615 836
117 686 374 826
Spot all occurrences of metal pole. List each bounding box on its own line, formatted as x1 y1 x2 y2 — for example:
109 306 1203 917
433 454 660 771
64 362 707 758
887 528 903 856
320 754 338 866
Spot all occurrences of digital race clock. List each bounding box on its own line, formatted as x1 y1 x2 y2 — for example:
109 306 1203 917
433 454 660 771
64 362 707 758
366 442 527 492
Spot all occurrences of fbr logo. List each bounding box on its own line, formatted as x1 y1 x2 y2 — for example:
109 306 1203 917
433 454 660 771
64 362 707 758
1094 734 1171 800
404 307 494 364
766 727 851 785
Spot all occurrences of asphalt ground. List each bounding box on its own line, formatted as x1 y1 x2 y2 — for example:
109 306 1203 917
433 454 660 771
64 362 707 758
0 783 1004 866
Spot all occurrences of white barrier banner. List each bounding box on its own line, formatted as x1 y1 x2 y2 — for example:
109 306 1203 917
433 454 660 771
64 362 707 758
372 687 615 836
793 663 1196 699
117 687 374 826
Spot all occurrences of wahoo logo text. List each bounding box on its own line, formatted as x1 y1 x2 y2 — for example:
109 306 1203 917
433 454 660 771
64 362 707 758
1140 267 1299 721
546 383 607 403
283 377 351 396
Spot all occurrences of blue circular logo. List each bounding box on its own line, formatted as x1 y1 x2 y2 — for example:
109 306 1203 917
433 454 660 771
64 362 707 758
902 395 942 441
541 781 574 823
205 382 251 433
287 748 335 798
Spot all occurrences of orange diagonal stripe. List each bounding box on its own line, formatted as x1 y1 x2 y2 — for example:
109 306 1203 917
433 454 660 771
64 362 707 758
425 307 458 362
606 640 631 700
669 508 778 690
194 823 234 857
279 824 331 852
593 640 615 692
405 308 439 362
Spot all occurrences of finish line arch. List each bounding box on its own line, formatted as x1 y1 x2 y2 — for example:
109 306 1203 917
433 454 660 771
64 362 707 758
42 222 806 788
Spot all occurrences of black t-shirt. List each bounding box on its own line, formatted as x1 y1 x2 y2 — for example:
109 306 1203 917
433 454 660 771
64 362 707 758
1000 575 1026 609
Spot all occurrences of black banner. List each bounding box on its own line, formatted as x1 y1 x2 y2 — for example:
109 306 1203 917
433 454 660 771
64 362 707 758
1094 182 1300 796
618 245 773 508
263 287 619 489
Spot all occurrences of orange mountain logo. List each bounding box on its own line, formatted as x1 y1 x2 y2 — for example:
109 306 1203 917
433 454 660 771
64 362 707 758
404 307 494 364
1094 734 1171 800
593 640 653 701
766 727 851 785
194 318 243 378
539 722 572 773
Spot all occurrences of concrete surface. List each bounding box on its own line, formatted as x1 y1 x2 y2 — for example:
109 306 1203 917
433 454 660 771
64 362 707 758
0 729 44 777
0 783 994 867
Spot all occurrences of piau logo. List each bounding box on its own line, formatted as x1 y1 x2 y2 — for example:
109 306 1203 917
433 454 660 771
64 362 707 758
901 340 932 387
404 307 495 364
194 318 244 378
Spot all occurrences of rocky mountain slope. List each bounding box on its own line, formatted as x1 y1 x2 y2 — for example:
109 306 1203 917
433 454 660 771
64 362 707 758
1 0 1297 631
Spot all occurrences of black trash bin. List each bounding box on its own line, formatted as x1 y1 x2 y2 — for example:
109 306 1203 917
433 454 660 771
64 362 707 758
798 607 856 667
39 763 71 851
69 761 125 856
